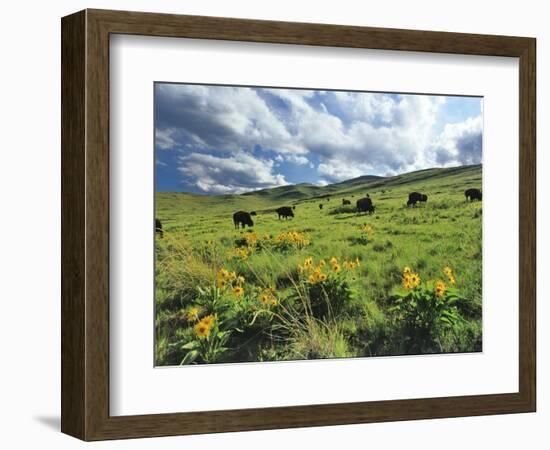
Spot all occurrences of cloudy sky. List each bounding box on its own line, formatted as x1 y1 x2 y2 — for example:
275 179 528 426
155 83 482 194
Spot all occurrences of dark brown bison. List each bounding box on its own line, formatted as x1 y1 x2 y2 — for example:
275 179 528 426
342 199 351 205
276 206 294 219
465 188 482 201
356 197 375 214
319 204 323 210
155 218 163 238
233 211 254 229
250 211 257 216
407 192 427 207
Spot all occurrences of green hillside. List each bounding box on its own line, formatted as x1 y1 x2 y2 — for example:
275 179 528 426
155 164 482 366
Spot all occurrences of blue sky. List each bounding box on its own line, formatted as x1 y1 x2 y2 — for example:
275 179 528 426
155 83 482 194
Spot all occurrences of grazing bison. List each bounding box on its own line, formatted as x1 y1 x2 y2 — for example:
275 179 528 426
233 211 254 229
319 204 323 210
407 192 428 207
155 218 163 238
356 197 375 214
276 206 294 220
250 211 257 216
465 188 482 201
342 199 351 205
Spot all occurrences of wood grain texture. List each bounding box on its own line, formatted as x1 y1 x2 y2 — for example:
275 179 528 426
61 10 86 439
61 9 537 441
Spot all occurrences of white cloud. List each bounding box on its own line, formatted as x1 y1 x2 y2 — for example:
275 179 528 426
284 154 310 165
156 84 482 190
156 84 306 155
431 116 483 166
178 152 288 194
318 161 372 183
266 90 450 180
155 128 178 150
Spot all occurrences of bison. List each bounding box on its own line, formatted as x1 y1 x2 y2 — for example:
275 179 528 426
276 206 294 220
155 218 163 238
342 199 351 205
356 197 375 214
233 211 254 229
407 192 428 207
250 211 257 216
319 204 323 210
465 188 482 201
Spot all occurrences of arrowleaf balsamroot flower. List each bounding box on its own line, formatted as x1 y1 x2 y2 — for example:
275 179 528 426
186 306 200 322
435 280 447 297
232 286 244 298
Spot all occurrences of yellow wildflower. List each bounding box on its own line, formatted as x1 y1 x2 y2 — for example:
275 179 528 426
361 224 374 236
259 290 277 306
218 268 230 280
332 264 342 274
217 278 227 290
330 257 338 266
304 257 313 268
319 259 326 267
201 314 215 327
194 315 215 339
403 266 412 275
435 280 447 297
443 266 456 284
245 232 259 246
186 307 200 322
319 273 327 282
409 273 421 287
233 286 244 298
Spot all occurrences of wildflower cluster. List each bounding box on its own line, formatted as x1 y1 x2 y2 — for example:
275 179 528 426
402 266 421 289
361 224 375 237
193 314 216 339
216 268 246 299
298 256 360 284
274 231 310 249
244 232 259 247
259 289 278 307
443 266 456 285
229 246 251 260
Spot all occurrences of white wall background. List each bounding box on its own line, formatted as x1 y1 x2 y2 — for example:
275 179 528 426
0 0 546 448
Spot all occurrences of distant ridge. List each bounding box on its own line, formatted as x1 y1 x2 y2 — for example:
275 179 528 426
159 164 481 198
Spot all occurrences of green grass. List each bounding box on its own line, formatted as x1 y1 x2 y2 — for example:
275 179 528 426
155 164 482 365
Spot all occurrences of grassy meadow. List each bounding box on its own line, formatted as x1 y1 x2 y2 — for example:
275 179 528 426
155 164 483 366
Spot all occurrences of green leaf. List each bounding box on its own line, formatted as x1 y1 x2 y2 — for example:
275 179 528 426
181 341 200 350
180 350 199 365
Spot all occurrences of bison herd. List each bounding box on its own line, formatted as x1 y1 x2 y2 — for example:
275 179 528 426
156 188 482 233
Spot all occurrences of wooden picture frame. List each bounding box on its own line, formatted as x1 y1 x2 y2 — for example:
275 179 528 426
61 9 536 441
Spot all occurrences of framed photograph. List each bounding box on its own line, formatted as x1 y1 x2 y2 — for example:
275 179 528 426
61 9 536 440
